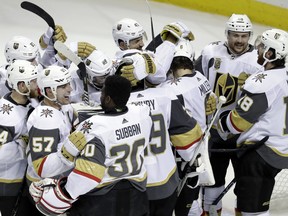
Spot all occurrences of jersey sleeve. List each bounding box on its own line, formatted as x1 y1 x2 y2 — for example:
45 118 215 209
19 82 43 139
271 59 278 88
169 98 203 161
226 89 268 134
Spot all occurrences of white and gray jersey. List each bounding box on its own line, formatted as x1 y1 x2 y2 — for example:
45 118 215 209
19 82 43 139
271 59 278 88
0 93 32 195
195 41 263 120
64 104 153 199
26 103 74 182
159 71 211 131
127 87 202 200
115 40 176 85
226 66 288 169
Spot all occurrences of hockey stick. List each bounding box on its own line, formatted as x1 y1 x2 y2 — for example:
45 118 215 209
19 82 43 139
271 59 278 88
145 0 156 52
21 1 58 54
177 96 227 196
21 1 55 28
208 135 269 215
10 167 28 216
54 41 89 105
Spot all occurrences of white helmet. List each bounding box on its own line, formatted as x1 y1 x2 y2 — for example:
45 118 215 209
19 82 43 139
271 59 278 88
4 36 39 63
225 14 253 36
112 18 147 47
38 65 71 101
84 50 114 90
174 40 195 62
261 29 288 62
7 60 38 95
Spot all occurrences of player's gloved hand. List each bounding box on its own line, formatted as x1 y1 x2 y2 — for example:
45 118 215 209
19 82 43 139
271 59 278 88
120 60 138 87
160 21 194 43
39 25 67 49
78 42 96 59
217 110 233 141
29 178 57 203
61 131 87 163
205 92 217 115
33 177 75 215
238 72 250 89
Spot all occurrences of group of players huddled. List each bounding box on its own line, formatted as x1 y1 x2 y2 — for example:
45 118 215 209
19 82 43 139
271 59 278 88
0 11 287 216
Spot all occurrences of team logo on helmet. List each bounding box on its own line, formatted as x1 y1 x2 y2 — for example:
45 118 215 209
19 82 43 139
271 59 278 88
117 24 122 30
274 33 280 39
13 43 19 50
19 66 25 73
214 58 222 70
44 70 50 76
85 59 91 66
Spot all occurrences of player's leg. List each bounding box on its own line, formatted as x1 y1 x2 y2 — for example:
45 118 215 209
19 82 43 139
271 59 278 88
203 129 239 215
235 150 280 215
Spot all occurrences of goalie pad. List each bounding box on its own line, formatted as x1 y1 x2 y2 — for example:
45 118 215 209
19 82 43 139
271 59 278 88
197 135 215 186
35 178 74 216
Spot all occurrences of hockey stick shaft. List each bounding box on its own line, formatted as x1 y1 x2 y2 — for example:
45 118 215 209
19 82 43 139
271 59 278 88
177 96 227 195
145 0 156 52
54 41 89 105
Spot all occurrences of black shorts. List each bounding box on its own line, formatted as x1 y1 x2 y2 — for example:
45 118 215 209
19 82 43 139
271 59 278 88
234 150 280 212
68 180 148 216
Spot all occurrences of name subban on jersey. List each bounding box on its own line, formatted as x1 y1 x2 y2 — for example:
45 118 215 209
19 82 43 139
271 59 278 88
115 123 141 140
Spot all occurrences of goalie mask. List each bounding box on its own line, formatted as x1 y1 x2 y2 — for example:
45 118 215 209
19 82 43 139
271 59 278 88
84 50 114 90
225 14 253 37
260 29 288 63
112 18 147 48
7 59 38 96
38 65 71 101
4 36 40 63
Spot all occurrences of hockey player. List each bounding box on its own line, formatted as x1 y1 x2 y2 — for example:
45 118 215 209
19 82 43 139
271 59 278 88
26 65 84 188
69 49 115 105
218 28 288 216
122 62 203 215
0 36 40 98
195 14 263 215
0 60 39 215
112 18 194 87
29 75 153 216
159 40 212 216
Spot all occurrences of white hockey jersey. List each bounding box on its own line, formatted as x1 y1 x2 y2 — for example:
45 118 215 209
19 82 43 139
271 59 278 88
115 40 176 85
127 87 203 200
26 103 75 182
159 71 211 131
0 93 32 195
64 104 153 199
196 41 263 121
226 66 288 169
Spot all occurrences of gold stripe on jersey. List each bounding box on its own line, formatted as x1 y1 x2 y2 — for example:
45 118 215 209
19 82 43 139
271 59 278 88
74 158 106 182
147 165 177 187
32 156 47 177
26 174 41 183
171 123 202 150
230 110 253 132
140 53 156 75
269 147 288 157
0 178 23 183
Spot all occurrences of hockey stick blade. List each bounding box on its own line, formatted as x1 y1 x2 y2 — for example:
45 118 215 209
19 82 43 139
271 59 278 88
54 41 89 105
21 1 55 28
